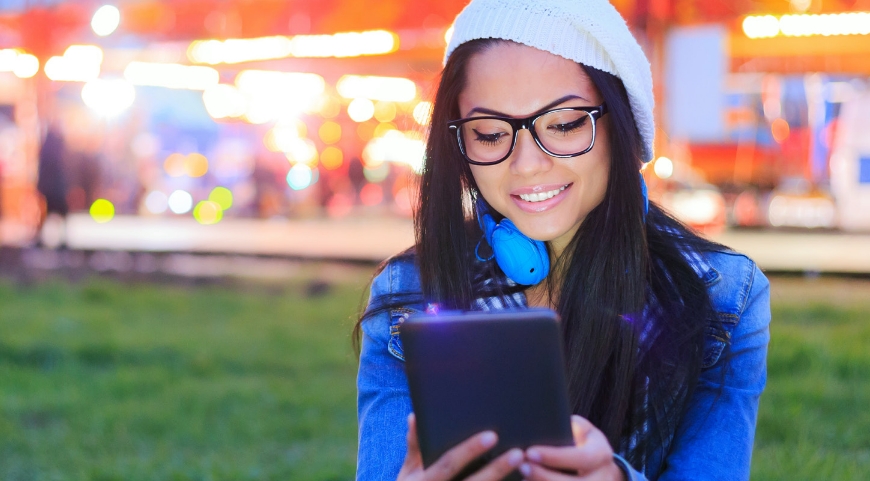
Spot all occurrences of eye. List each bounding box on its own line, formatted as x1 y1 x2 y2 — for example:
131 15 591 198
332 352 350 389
472 129 509 146
546 116 588 135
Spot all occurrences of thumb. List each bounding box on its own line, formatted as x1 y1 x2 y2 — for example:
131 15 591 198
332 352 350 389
400 413 424 472
571 415 593 446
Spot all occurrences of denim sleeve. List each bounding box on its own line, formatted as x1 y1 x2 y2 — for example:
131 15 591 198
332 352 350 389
655 264 771 480
356 265 413 481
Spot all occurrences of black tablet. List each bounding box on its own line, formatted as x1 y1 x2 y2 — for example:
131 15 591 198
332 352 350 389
401 308 574 480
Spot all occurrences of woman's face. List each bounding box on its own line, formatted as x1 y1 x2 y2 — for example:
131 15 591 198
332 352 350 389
459 42 610 257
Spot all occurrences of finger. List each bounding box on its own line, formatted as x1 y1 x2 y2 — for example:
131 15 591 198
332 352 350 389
519 461 578 481
571 415 593 446
464 448 524 481
426 430 498 480
399 413 424 473
406 413 420 456
526 430 612 474
526 446 611 475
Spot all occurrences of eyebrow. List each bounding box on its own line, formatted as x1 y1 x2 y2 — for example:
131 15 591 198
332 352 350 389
464 94 589 118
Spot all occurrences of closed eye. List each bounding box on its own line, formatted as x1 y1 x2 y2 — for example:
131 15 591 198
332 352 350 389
472 129 509 146
546 116 588 135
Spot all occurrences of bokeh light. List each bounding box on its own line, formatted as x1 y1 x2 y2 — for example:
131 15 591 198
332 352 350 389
362 130 426 173
282 138 318 165
287 163 314 190
13 53 39 78
373 122 397 138
92 5 121 37
144 191 168 214
44 45 103 82
185 153 209 177
208 187 234 210
363 163 389 183
265 121 308 152
336 75 416 102
321 147 344 170
168 190 193 214
0 49 18 71
319 97 342 118
187 29 398 64
90 199 115 223
348 98 375 122
193 200 223 225
319 121 342 144
360 183 383 206
164 153 187 177
81 78 135 117
413 101 433 126
653 156 674 179
771 118 790 143
444 26 455 45
742 15 780 39
125 62 219 91
374 101 397 123
202 84 247 119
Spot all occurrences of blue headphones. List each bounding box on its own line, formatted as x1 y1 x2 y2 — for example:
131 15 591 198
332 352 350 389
475 200 550 286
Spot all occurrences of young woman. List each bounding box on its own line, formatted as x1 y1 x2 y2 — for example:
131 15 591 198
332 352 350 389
356 1 770 480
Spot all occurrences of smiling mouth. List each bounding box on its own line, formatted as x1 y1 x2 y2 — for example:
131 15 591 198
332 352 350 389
516 184 571 203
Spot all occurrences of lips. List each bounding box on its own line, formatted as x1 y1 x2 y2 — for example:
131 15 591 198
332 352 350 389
510 183 572 213
517 185 568 203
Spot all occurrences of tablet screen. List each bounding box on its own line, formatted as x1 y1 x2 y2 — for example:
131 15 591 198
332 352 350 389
401 309 574 479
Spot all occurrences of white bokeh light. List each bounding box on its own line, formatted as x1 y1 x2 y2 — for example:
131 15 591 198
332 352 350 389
347 98 375 122
81 79 135 117
144 190 168 214
92 5 121 37
12 53 39 78
168 190 193 214
653 156 674 179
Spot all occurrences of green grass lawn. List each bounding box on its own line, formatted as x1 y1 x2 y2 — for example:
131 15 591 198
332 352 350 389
753 276 870 480
0 265 372 481
1 267 868 480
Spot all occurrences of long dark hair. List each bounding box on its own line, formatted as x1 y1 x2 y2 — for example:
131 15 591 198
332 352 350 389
358 39 723 472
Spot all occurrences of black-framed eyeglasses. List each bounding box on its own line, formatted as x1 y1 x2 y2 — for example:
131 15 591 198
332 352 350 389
447 104 608 166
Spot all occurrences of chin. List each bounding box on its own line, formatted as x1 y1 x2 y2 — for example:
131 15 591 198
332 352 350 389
515 223 571 243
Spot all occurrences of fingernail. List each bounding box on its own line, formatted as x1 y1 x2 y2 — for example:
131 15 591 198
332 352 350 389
519 463 531 476
480 431 497 447
571 414 582 423
526 448 541 462
507 449 523 466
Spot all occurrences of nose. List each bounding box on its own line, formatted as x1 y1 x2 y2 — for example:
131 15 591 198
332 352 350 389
509 128 553 177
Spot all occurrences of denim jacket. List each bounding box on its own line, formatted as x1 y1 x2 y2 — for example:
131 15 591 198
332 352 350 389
356 250 770 480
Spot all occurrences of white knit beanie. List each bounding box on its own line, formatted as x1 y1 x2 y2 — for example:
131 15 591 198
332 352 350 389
445 0 655 163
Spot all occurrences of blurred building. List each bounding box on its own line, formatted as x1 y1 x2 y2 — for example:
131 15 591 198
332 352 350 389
0 0 869 244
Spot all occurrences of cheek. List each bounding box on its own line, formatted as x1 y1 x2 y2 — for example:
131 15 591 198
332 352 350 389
469 165 495 194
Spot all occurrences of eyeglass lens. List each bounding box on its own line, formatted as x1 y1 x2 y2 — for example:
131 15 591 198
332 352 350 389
459 110 594 164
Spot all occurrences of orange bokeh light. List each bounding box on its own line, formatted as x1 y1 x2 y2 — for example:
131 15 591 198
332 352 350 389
771 118 790 143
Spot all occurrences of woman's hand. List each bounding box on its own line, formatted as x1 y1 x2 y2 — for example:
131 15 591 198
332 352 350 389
520 415 626 481
397 413 524 481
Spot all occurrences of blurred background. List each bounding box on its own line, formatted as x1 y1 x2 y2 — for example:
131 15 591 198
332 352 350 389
0 0 868 273
1 1 869 480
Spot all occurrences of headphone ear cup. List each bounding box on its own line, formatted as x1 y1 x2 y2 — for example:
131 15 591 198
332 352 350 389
490 218 549 285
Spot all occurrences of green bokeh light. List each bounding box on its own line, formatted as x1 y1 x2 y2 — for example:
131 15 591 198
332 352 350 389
208 186 233 210
89 199 115 223
193 200 223 225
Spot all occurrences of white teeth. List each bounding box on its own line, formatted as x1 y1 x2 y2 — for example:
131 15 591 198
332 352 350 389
518 185 567 203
